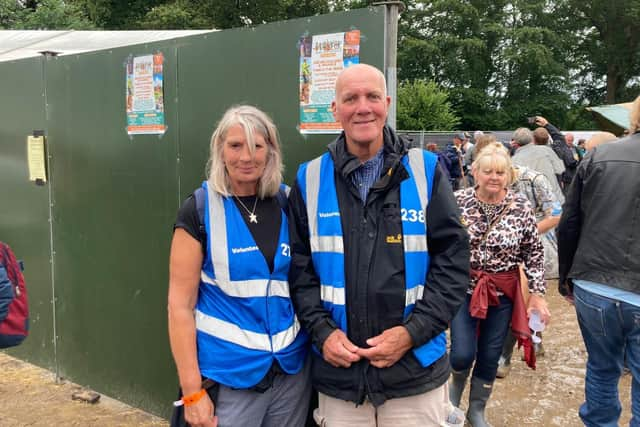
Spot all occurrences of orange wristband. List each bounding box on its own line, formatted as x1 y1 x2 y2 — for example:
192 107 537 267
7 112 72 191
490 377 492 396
182 389 206 406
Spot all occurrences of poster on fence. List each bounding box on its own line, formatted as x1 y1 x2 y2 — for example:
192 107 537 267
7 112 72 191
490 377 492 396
299 30 360 134
126 53 166 135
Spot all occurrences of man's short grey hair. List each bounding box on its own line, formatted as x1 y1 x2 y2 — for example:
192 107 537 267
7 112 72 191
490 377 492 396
512 127 533 146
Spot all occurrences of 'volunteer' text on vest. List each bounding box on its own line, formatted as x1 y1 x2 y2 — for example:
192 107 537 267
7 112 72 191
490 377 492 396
194 182 307 388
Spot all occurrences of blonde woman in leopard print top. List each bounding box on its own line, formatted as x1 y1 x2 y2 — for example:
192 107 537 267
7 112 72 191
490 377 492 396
448 142 548 427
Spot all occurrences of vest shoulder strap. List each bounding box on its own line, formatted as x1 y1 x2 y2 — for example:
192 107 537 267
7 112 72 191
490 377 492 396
194 186 289 229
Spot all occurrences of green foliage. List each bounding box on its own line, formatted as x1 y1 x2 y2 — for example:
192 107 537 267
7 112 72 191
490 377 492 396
397 79 460 130
398 0 575 130
1 0 637 130
137 0 340 30
140 1 204 29
0 0 25 28
559 0 640 104
2 0 94 29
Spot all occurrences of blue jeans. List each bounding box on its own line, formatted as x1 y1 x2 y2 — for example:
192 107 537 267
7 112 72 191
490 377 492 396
574 285 640 427
450 294 513 382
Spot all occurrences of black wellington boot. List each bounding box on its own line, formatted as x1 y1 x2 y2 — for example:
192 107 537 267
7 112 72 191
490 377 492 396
467 376 493 427
449 368 470 408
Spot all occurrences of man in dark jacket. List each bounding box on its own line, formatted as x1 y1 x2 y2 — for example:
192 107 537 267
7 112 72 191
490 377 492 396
557 95 640 427
534 116 578 194
288 63 470 425
444 133 467 190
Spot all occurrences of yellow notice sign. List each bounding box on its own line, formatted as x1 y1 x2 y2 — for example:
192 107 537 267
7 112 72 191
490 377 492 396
27 136 47 182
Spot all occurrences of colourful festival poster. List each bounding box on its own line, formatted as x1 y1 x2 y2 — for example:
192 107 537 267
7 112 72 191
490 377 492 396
126 53 166 135
299 30 360 134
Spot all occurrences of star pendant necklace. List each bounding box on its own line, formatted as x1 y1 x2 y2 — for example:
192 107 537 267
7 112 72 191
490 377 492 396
234 194 259 223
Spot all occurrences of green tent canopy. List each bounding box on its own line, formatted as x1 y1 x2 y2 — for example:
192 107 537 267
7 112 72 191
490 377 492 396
587 102 632 135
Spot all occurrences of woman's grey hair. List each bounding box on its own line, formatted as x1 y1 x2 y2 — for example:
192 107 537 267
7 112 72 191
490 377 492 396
206 105 283 198
512 127 533 146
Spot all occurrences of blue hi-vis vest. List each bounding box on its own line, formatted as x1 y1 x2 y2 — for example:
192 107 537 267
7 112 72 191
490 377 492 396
296 148 446 368
195 182 307 389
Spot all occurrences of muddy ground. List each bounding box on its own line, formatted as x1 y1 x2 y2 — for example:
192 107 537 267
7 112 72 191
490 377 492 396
483 283 631 426
0 354 168 427
0 283 632 426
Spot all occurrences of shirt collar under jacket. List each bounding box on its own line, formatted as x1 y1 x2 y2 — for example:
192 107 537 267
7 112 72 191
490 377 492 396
349 148 384 203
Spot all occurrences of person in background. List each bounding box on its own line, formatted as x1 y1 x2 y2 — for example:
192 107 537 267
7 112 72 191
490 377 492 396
512 127 565 204
450 143 548 427
288 63 470 426
584 132 617 151
473 137 559 379
426 142 452 182
533 116 578 195
557 94 640 427
463 132 476 168
168 105 310 427
496 166 561 377
445 132 469 190
564 132 584 162
576 139 587 158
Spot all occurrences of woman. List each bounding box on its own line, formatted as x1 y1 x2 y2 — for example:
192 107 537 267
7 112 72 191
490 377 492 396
449 143 549 427
168 105 309 427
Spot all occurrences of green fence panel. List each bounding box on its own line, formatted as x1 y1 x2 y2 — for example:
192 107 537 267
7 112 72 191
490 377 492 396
176 7 386 195
44 44 180 415
0 57 56 370
1 6 386 418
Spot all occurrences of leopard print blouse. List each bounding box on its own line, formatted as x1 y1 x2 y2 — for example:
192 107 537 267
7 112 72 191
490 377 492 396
455 187 546 295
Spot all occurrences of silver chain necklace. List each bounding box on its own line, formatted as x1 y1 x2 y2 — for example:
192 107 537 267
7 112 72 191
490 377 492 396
233 195 259 223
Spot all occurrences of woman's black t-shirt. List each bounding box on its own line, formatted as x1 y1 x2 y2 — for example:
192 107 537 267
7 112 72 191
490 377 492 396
174 194 282 272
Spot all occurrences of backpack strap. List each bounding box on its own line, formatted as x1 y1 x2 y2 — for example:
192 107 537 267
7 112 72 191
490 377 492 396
194 187 207 234
0 244 17 285
529 173 544 209
276 184 290 211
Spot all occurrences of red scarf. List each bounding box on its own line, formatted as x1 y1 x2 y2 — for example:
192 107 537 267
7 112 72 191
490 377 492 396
469 268 536 369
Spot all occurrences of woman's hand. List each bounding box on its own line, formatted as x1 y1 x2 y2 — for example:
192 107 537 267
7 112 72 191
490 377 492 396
184 393 217 427
527 293 551 324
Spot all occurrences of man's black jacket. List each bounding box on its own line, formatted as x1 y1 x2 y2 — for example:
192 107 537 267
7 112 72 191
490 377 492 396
558 132 640 296
546 123 578 186
287 126 470 405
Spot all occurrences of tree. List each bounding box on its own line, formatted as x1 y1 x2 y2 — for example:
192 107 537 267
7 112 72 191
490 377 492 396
496 0 572 128
397 0 573 130
137 0 341 30
1 0 94 29
397 79 460 130
398 0 510 129
562 0 640 104
24 0 94 29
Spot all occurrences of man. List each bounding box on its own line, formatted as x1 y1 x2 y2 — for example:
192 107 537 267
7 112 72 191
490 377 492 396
426 142 452 182
288 64 470 426
445 132 468 190
557 94 640 427
462 132 476 185
565 133 585 162
511 127 565 203
534 116 579 195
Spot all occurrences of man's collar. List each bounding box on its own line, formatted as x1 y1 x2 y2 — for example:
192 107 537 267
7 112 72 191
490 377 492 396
329 125 408 177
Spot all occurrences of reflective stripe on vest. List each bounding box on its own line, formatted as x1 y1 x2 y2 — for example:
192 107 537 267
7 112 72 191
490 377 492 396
298 148 446 368
194 182 306 388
